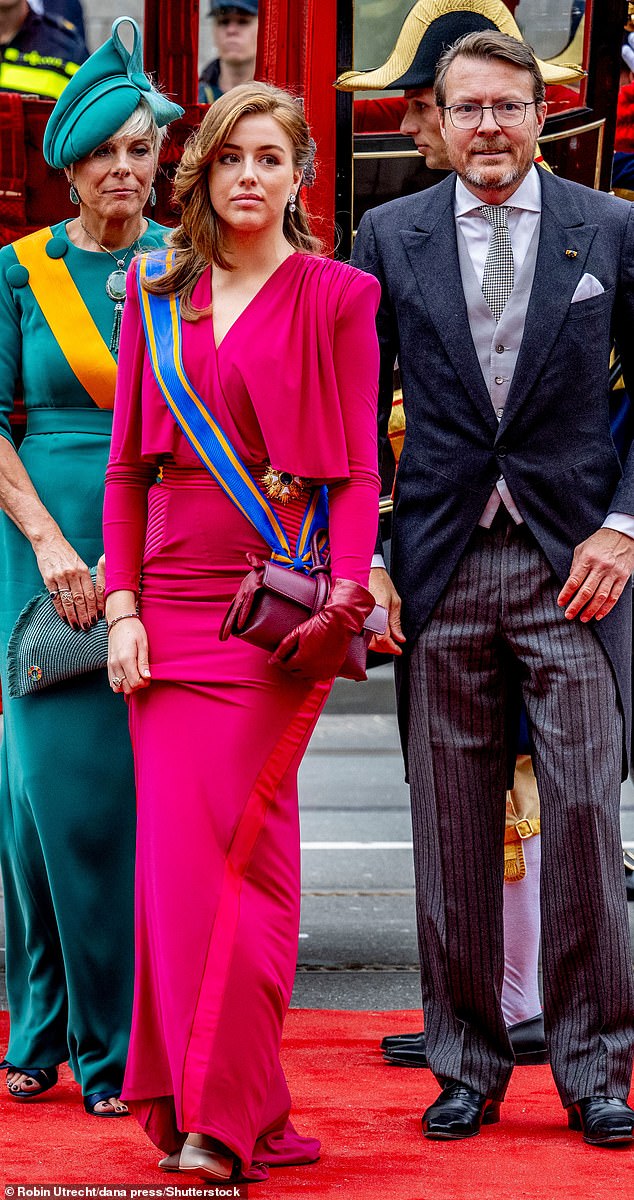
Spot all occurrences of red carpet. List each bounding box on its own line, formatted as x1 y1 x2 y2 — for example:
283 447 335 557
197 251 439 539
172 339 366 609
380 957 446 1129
2 1009 633 1198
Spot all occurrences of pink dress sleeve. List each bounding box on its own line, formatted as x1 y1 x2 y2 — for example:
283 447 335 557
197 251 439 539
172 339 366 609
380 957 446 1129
327 272 381 586
103 262 156 597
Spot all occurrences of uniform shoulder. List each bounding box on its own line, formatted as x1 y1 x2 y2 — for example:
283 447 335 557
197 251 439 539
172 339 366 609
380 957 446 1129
199 57 220 85
36 10 87 60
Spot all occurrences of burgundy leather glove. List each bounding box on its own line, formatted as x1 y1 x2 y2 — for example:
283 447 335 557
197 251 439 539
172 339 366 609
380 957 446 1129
269 577 375 682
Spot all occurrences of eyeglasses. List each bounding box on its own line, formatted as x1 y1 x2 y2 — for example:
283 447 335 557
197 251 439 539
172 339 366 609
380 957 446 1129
443 100 538 129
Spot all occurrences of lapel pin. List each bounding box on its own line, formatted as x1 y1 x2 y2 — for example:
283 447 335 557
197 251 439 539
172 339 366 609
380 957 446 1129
565 249 578 259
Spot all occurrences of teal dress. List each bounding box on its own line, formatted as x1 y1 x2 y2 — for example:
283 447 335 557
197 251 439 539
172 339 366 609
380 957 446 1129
0 218 167 1097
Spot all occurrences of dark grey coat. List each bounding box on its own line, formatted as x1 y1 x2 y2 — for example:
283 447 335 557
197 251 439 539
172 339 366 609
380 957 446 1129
352 168 634 773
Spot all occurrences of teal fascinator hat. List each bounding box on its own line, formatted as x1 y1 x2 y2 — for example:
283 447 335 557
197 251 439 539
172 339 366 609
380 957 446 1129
43 16 184 168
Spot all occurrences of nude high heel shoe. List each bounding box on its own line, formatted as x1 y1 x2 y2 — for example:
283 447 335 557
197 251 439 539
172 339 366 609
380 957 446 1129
178 1142 237 1181
157 1151 182 1172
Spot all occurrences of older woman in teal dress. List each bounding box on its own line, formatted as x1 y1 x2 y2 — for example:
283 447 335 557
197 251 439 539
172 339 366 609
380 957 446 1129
0 18 182 1116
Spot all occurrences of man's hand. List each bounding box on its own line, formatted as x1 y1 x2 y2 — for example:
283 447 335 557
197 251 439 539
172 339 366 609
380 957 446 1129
369 567 406 654
557 528 634 622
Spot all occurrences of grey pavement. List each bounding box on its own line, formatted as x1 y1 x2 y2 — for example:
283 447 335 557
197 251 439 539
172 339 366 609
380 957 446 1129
293 667 420 1009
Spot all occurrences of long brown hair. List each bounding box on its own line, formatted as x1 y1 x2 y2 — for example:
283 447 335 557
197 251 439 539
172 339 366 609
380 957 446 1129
144 82 321 320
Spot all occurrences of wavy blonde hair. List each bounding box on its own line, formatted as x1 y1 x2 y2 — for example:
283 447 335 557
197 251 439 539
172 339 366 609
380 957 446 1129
144 82 321 320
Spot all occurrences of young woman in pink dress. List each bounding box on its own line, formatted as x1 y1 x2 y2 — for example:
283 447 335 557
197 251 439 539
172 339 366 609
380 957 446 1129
103 83 381 1183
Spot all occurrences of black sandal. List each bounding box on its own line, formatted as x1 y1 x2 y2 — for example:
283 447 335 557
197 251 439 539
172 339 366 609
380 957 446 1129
83 1090 130 1117
0 1060 59 1101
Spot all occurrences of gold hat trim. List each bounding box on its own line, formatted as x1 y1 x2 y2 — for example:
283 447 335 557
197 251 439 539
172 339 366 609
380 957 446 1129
335 0 584 91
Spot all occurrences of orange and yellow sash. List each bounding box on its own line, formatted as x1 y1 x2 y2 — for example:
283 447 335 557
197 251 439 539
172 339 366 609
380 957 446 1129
12 226 117 410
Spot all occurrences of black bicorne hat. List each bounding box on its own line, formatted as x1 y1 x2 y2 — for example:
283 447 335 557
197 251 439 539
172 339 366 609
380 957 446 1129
336 0 583 91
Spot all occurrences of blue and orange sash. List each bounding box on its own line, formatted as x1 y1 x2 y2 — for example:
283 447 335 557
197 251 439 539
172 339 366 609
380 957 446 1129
138 250 328 572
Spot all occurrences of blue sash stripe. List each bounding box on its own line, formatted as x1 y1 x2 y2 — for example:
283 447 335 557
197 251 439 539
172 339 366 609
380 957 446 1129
137 252 328 572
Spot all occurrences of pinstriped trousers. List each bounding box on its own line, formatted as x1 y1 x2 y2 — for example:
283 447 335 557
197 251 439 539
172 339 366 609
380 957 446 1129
408 517 634 1106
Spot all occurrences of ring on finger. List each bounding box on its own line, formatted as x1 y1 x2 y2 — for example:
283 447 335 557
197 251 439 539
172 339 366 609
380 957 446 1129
111 675 125 688
48 590 60 598
58 589 73 600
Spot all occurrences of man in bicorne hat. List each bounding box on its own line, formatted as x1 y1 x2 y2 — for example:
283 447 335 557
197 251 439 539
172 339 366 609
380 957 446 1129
339 0 579 142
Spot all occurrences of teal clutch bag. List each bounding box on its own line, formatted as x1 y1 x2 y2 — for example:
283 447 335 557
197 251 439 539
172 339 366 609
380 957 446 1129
6 568 108 698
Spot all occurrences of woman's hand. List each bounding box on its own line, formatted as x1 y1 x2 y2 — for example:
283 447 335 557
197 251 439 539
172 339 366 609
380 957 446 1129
368 567 405 655
108 616 151 695
34 532 100 630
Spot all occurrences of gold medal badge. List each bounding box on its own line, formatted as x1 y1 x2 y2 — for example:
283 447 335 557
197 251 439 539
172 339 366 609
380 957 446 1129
261 466 311 504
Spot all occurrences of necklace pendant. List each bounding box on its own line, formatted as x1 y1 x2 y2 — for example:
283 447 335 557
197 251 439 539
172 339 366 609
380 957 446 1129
106 269 128 302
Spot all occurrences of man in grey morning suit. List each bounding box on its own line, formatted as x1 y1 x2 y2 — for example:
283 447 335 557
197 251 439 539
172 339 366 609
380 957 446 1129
352 30 634 1147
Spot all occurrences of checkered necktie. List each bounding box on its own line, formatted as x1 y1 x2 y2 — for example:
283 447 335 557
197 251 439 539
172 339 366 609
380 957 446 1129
479 205 514 321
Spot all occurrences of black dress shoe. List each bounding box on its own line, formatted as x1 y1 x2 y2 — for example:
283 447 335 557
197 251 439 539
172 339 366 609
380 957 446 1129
380 1030 422 1052
382 1013 548 1068
382 1031 427 1063
567 1097 634 1146
421 1082 500 1140
507 1014 548 1065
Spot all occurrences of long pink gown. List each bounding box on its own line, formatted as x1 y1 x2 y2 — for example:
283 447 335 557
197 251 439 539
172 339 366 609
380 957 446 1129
103 253 381 1177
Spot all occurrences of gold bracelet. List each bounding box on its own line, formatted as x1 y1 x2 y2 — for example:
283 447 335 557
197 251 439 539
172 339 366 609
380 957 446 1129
107 611 140 635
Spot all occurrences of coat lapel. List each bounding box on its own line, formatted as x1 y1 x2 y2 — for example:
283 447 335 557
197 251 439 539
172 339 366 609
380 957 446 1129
400 176 496 430
500 171 598 430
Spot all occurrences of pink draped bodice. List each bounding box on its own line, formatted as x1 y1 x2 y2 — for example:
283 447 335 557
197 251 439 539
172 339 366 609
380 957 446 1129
104 252 382 597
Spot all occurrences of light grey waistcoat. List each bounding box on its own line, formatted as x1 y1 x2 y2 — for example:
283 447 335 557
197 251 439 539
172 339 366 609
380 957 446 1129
456 218 541 420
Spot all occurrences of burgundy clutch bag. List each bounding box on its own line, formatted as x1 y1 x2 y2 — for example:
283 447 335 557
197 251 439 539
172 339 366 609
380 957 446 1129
219 553 388 681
